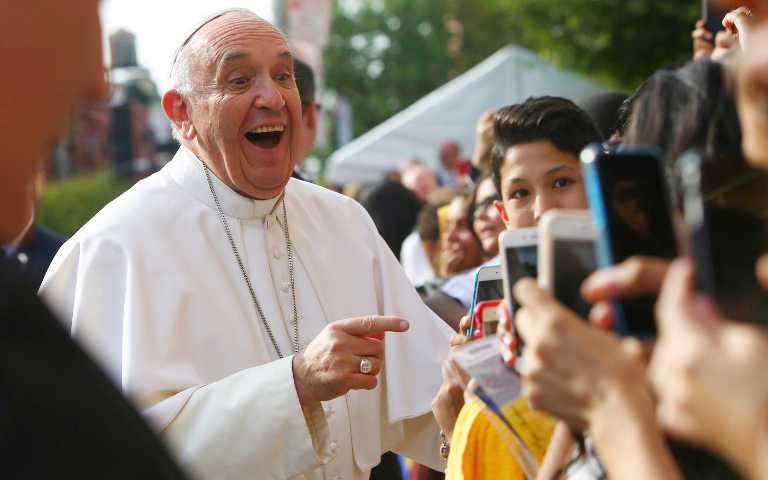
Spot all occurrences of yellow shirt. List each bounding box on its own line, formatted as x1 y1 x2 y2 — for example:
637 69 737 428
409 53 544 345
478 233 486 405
446 396 555 479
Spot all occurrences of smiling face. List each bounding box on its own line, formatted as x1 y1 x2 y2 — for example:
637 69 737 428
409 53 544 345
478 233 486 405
169 14 302 199
472 177 505 255
494 140 587 229
442 196 483 275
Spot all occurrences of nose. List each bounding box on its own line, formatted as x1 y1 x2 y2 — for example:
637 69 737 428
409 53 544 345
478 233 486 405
533 191 557 222
252 77 285 111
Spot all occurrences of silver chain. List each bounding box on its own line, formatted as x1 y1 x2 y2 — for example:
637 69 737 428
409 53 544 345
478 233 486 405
203 164 299 358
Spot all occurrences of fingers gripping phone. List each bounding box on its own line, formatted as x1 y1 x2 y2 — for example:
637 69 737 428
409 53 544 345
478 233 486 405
581 144 678 337
538 209 597 319
467 265 504 336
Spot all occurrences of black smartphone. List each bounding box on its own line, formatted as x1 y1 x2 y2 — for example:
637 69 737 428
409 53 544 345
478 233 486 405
679 150 768 324
702 0 727 38
581 144 678 337
499 228 538 349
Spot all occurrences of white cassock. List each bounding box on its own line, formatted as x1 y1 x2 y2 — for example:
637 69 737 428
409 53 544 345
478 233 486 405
40 147 454 480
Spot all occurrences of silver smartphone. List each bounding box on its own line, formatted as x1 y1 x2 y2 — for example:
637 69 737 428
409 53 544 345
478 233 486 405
538 209 597 318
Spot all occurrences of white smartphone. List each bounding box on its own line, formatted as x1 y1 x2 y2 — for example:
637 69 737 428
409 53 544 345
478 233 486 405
538 209 597 318
467 265 504 336
499 227 538 313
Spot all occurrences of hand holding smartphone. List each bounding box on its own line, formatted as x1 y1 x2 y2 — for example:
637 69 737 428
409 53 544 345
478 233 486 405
467 265 504 336
581 144 678 337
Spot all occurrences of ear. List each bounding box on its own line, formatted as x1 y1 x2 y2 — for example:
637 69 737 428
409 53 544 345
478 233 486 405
302 102 318 133
494 199 512 229
162 90 196 140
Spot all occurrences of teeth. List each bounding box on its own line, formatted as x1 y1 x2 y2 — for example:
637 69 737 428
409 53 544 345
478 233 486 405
249 125 284 134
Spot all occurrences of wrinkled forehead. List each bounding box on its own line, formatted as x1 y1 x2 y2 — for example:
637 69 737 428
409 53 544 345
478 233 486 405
183 12 290 74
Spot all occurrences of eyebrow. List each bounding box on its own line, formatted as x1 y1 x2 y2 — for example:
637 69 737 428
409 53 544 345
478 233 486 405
505 164 578 185
222 50 293 65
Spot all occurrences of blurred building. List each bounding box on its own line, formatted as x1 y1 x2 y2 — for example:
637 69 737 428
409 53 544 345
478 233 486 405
110 29 138 69
50 28 173 180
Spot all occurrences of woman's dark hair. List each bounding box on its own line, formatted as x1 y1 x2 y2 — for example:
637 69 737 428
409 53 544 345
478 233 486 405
358 180 423 260
622 59 752 199
490 96 602 196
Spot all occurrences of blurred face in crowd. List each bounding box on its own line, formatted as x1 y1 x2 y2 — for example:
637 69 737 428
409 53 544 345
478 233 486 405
1 0 106 241
494 140 587 229
2 0 105 182
401 164 438 201
164 13 302 199
439 142 459 170
442 196 483 274
472 177 505 255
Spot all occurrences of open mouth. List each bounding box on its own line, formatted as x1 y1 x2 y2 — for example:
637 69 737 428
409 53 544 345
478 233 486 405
245 124 284 149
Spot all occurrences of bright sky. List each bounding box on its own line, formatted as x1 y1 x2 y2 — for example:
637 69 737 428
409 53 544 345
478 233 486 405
99 0 275 93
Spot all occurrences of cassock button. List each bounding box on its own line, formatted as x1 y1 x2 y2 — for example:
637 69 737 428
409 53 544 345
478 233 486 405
280 281 290 292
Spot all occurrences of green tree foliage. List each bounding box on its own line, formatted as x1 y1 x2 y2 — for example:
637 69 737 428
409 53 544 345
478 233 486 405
38 170 132 237
324 0 699 138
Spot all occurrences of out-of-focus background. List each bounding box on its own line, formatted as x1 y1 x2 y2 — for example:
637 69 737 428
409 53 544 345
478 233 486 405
40 0 698 236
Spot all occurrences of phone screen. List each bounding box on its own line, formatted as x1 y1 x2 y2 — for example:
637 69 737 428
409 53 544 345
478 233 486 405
596 151 677 336
698 208 768 324
703 0 726 36
474 279 504 306
504 245 538 311
553 239 597 318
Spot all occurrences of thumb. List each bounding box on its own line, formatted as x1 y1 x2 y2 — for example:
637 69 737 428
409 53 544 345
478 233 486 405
655 258 696 335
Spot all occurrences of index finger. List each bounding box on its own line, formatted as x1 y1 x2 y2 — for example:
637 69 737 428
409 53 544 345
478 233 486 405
338 315 409 337
581 256 669 303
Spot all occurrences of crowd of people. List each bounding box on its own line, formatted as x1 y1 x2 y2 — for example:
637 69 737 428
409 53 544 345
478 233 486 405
3 1 768 480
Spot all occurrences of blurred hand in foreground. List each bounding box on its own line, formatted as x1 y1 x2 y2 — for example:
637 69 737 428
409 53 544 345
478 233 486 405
692 19 714 59
650 258 768 480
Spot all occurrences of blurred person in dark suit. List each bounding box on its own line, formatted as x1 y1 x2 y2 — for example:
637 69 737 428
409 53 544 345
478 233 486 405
5 171 66 290
292 57 318 182
0 1 186 477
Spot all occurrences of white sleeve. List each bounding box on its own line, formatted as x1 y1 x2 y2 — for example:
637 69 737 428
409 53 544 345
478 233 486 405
392 413 446 473
40 238 330 480
158 356 330 479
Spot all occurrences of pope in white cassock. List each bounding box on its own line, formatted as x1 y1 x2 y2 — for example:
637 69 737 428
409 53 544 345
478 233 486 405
40 9 454 480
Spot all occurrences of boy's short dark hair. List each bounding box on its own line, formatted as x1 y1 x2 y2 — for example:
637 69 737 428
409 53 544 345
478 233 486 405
490 96 602 195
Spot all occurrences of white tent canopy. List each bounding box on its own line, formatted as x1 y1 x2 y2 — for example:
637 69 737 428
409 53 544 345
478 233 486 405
325 45 605 185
